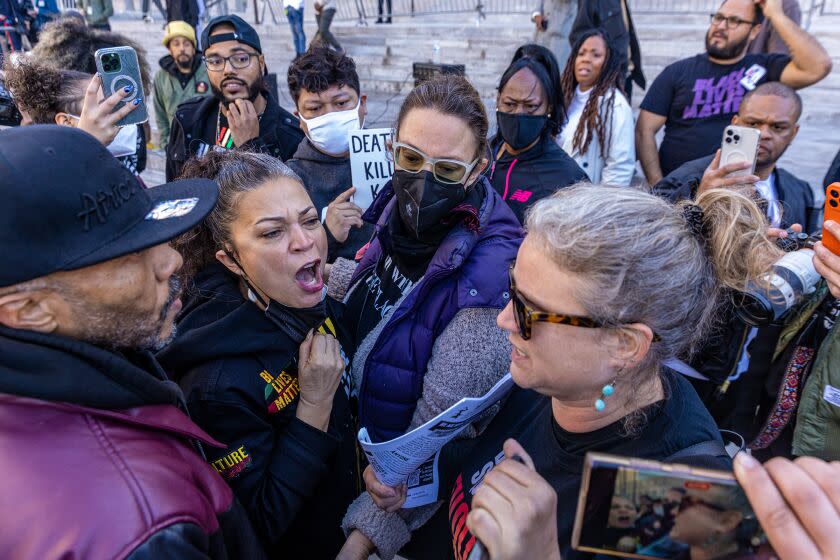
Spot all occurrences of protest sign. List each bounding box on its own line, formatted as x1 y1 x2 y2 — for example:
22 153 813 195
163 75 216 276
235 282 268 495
349 128 393 211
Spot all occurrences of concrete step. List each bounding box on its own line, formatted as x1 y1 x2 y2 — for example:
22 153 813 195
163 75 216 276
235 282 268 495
119 8 840 189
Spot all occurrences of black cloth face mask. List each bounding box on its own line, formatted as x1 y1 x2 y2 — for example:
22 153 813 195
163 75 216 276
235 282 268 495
496 111 548 151
393 169 469 239
227 250 327 343
262 297 327 343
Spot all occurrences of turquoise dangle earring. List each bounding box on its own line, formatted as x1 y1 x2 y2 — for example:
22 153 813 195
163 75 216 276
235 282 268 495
594 380 616 412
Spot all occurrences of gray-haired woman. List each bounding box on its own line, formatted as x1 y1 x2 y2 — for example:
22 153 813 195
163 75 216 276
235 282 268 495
363 185 782 560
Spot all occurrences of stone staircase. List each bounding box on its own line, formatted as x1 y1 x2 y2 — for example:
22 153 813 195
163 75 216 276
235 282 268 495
112 6 840 193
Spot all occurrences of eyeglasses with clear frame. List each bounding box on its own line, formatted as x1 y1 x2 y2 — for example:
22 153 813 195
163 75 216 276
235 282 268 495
203 52 259 72
391 141 478 185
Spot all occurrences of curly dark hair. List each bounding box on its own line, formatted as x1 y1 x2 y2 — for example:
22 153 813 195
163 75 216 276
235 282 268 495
287 45 360 105
31 17 152 91
3 57 89 123
172 150 304 285
497 43 566 138
560 28 625 157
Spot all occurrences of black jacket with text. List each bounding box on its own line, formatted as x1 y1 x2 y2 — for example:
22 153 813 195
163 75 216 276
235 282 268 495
157 263 359 559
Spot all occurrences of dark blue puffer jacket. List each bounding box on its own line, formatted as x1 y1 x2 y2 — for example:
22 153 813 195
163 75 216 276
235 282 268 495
349 176 523 442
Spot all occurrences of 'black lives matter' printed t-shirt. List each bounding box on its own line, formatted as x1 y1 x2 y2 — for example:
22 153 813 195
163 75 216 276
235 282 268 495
640 53 790 176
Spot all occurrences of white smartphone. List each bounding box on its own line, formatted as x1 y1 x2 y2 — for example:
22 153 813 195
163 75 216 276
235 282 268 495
720 125 760 178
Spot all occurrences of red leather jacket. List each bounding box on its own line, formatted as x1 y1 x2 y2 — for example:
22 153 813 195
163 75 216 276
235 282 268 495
0 394 264 560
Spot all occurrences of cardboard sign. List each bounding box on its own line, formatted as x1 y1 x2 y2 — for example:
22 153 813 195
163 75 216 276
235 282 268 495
349 128 394 211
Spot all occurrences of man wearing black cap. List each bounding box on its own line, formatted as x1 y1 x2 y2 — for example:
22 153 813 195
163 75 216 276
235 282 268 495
0 125 264 560
165 14 304 181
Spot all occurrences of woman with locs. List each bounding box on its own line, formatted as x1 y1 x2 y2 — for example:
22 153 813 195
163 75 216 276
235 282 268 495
489 43 588 225
157 151 358 559
559 28 636 186
332 74 522 560
364 185 784 559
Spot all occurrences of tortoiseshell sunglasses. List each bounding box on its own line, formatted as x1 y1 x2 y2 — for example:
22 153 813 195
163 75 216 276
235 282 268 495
508 264 663 342
508 264 603 340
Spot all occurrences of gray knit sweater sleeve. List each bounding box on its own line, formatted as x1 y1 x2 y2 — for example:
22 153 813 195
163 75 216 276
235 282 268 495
341 307 511 560
327 257 358 301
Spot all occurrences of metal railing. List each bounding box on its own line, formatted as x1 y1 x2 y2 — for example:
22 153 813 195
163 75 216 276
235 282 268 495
821 0 840 14
61 0 840 25
632 0 827 30
333 0 534 22
632 0 718 11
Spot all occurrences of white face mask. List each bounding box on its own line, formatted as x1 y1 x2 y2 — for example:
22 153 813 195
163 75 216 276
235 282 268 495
298 100 363 156
67 115 138 157
107 125 139 157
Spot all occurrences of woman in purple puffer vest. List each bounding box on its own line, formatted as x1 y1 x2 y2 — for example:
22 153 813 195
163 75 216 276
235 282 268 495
330 74 524 560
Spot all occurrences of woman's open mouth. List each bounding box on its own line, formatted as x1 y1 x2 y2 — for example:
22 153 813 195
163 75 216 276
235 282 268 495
294 259 324 293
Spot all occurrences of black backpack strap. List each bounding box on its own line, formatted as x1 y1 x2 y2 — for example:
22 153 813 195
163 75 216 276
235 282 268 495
667 430 746 461
667 440 728 461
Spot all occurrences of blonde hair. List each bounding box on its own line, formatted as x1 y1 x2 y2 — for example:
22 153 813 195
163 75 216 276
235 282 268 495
526 184 781 379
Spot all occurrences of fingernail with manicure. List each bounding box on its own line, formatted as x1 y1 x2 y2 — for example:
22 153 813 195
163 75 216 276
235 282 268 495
124 85 133 92
133 99 141 105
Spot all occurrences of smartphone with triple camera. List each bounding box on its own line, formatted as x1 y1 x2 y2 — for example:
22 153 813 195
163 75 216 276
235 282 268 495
720 125 760 178
571 453 773 560
94 46 148 127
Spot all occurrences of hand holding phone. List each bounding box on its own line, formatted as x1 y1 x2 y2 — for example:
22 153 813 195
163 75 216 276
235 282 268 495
466 439 561 560
94 46 148 127
76 75 138 146
697 149 760 196
734 453 840 559
814 219 840 299
821 183 840 254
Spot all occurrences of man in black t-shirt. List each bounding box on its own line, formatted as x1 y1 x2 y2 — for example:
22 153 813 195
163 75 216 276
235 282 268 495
635 0 831 185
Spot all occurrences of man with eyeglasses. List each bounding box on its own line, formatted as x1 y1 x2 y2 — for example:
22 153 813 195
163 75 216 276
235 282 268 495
636 0 831 186
165 15 304 182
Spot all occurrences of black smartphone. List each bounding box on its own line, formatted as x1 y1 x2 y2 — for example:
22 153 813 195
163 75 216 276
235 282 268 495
572 453 774 560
